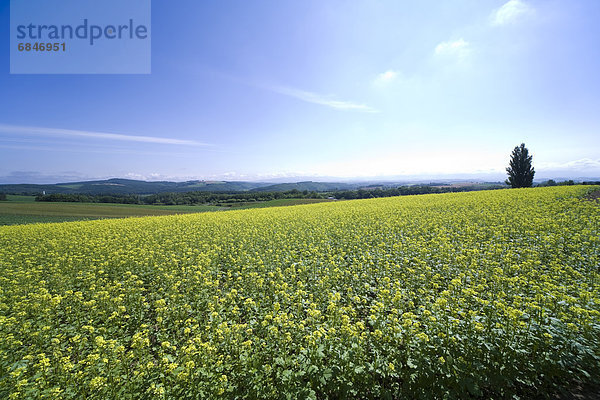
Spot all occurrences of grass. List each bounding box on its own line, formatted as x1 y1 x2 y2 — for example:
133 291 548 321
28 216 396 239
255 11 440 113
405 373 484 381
0 214 101 225
0 200 223 226
0 196 334 226
56 184 84 189
4 194 37 202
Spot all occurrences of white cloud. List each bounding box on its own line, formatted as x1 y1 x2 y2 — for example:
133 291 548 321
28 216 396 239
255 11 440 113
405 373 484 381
269 86 378 113
374 70 398 85
537 158 600 171
491 0 533 26
434 38 471 59
0 124 209 146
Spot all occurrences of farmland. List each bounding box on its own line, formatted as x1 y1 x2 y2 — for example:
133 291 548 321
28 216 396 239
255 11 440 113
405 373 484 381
0 186 599 398
0 195 222 226
0 196 332 226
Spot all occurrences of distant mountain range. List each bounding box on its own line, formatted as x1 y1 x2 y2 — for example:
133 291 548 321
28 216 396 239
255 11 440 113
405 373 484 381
3 176 593 196
0 178 368 195
249 181 358 192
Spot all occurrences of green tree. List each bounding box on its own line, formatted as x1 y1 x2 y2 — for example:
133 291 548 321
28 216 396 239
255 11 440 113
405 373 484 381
0 193 6 201
506 143 535 188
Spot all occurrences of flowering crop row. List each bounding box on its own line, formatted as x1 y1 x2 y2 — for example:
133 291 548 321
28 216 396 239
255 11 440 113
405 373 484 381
0 186 599 399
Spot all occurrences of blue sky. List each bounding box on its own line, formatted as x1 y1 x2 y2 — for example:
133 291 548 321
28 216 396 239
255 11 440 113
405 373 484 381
1 0 599 183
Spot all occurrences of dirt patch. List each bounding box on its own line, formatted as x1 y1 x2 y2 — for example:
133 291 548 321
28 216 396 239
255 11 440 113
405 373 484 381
584 189 600 201
553 382 600 400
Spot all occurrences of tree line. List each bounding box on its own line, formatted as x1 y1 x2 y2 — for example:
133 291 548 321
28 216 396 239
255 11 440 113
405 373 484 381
329 184 503 199
34 190 325 206
32 184 510 205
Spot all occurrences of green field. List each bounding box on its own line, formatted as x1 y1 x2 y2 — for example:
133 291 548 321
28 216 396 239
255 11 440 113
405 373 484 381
0 197 223 226
0 196 333 226
4 195 37 202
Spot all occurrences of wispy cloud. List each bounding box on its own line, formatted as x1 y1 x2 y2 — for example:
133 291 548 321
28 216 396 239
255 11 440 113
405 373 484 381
491 0 533 26
0 143 197 157
537 158 600 171
434 38 471 59
374 70 399 86
269 86 378 113
0 124 210 146
0 171 93 184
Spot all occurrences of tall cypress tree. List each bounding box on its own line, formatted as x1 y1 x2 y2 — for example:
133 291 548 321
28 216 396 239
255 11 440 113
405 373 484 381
506 143 535 188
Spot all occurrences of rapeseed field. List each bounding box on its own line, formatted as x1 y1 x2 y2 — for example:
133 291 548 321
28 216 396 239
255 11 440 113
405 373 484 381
0 186 598 399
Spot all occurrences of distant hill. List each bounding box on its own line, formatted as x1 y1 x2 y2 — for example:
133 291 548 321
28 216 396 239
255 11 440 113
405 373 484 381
250 181 359 192
0 178 513 196
0 178 272 195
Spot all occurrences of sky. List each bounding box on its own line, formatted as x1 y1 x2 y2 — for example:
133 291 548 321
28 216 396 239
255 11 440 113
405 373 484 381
0 0 599 184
